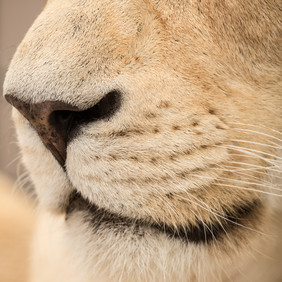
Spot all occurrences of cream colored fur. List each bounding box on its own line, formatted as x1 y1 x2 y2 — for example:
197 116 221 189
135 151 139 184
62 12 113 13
0 174 35 282
3 0 282 281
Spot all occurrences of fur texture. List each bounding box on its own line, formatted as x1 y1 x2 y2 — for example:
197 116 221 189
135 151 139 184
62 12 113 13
3 0 282 281
0 174 35 282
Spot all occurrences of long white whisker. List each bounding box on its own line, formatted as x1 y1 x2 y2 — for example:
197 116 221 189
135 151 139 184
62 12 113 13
231 139 282 150
167 173 268 235
215 183 282 197
220 163 281 174
174 192 266 235
5 154 22 169
229 122 282 136
152 166 231 228
190 174 282 192
216 145 282 166
222 144 282 161
224 160 281 173
211 165 282 181
230 127 282 143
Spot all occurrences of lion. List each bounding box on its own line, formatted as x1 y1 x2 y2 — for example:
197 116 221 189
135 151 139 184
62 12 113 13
3 0 282 281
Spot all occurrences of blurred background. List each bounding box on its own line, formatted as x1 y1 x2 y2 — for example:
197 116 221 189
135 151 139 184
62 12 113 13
0 1 45 281
0 0 45 180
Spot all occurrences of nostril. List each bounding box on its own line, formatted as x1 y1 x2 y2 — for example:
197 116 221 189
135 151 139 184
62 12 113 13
49 90 121 142
50 90 121 142
49 110 75 141
74 90 121 124
5 90 122 167
54 111 74 126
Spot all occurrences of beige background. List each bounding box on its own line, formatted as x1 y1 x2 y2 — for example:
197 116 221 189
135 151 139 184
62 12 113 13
0 3 45 281
0 0 46 180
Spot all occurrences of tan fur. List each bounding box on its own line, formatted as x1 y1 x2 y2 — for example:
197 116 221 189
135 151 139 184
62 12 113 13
3 0 282 281
0 174 35 282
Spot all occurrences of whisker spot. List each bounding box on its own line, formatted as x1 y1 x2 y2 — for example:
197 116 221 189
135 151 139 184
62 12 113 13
158 101 170 108
216 125 225 130
166 193 174 199
109 154 117 160
130 156 139 161
150 157 158 164
172 125 181 131
145 112 157 119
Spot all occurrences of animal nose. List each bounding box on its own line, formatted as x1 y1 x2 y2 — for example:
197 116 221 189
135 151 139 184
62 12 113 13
5 91 121 167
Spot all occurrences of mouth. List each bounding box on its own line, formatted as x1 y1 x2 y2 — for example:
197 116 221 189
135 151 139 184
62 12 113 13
65 190 261 244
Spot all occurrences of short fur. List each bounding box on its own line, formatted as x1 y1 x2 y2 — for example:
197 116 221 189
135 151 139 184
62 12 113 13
3 0 282 281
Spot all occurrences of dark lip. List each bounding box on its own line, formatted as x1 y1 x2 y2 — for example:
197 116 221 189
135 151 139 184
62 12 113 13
65 191 261 244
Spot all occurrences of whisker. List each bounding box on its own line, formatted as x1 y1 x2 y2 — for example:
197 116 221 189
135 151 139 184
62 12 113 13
211 165 282 181
215 183 282 197
229 122 282 136
196 211 219 244
132 180 179 228
225 159 280 172
222 144 282 161
154 190 180 226
5 154 22 169
221 163 281 174
230 127 282 143
169 175 267 235
216 145 282 166
231 139 282 150
224 153 282 172
153 166 232 233
174 192 266 236
190 174 282 192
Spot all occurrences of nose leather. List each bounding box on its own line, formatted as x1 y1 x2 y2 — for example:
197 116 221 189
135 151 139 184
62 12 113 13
5 91 121 167
5 95 79 167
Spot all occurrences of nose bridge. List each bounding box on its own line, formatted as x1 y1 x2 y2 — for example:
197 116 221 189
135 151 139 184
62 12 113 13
3 2 132 105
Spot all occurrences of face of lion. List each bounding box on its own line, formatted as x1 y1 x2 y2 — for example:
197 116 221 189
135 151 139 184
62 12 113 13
3 0 282 281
